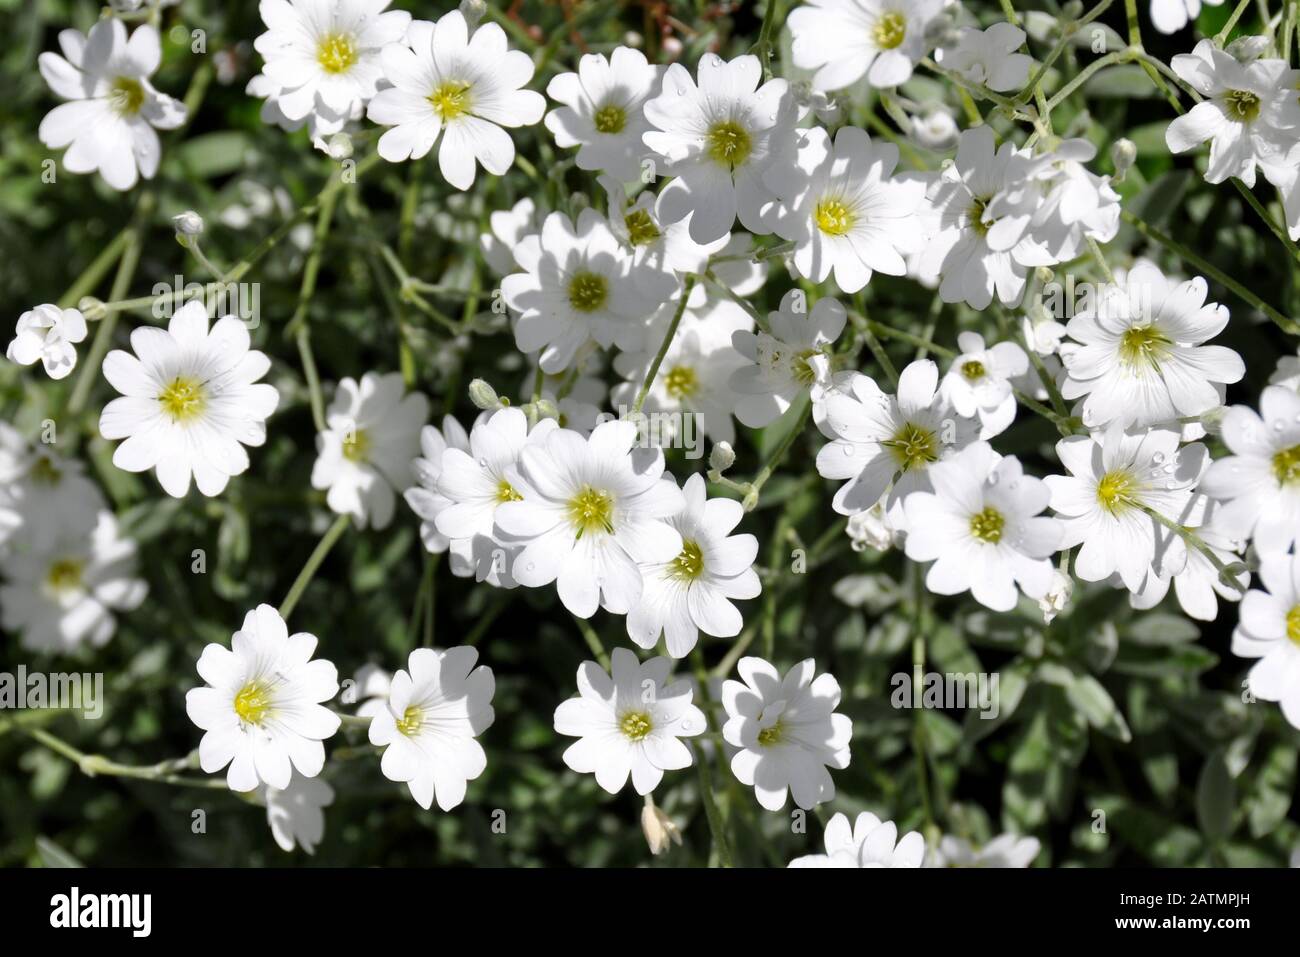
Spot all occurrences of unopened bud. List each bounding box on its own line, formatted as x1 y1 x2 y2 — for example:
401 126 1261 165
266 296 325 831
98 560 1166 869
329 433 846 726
327 132 354 160
1061 0 1084 19
641 803 682 855
459 0 487 28
77 296 107 321
468 378 503 410
1226 35 1270 62
173 211 205 247
709 441 735 474
1038 570 1073 624
1109 138 1136 181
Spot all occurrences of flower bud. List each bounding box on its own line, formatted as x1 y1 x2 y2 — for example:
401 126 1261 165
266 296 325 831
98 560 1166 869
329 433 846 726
172 211 205 248
913 108 959 153
709 441 735 474
326 132 354 160
641 803 683 856
1226 35 1270 62
77 296 107 321
459 0 487 28
1109 138 1137 182
468 378 502 411
847 503 894 552
1038 570 1073 624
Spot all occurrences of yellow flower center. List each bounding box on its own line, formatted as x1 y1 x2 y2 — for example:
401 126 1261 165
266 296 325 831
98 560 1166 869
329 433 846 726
1224 88 1261 122
624 209 661 246
429 80 472 120
342 428 371 463
669 540 705 581
884 422 938 472
233 681 273 726
594 104 627 134
496 478 523 503
663 364 699 399
968 196 991 237
792 348 821 385
1096 469 1139 514
158 376 206 422
568 271 609 313
1119 325 1171 369
815 198 854 236
316 33 358 74
872 10 907 50
706 120 752 170
109 76 145 116
757 720 784 747
1272 444 1300 486
45 558 84 595
30 456 62 484
395 705 424 736
969 506 1005 544
567 484 614 538
961 360 986 381
620 710 653 741
1287 606 1300 645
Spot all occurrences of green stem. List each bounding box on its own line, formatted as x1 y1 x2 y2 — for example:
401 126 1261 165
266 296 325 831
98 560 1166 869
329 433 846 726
634 275 697 414
690 651 735 868
288 172 341 433
58 229 128 309
22 728 224 790
1140 506 1247 593
1215 0 1256 44
573 616 611 670
742 397 811 512
279 513 351 621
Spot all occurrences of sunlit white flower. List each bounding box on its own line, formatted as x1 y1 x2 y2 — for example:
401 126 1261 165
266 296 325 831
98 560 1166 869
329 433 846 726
643 53 796 244
722 656 851 811
503 209 671 373
927 833 1041 868
600 176 728 287
936 23 1033 93
253 0 410 145
368 10 545 189
99 300 280 498
185 604 341 792
847 500 896 552
258 772 335 855
6 305 87 380
312 371 429 530
816 360 975 517
368 646 495 810
1131 497 1248 620
1165 40 1300 188
903 443 1063 612
1032 140 1123 263
1059 260 1244 429
1150 0 1225 34
554 646 705 794
626 474 760 658
495 420 685 618
764 126 928 293
731 291 845 428
405 415 471 554
939 332 1029 439
1045 426 1208 592
788 0 946 92
1233 550 1300 729
790 811 924 867
480 198 541 276
1201 385 1300 554
1270 347 1300 392
0 511 146 653
546 46 661 181
38 21 186 190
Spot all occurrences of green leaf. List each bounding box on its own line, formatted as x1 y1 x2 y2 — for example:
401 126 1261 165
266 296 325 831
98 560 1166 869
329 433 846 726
1196 750 1236 843
36 836 83 868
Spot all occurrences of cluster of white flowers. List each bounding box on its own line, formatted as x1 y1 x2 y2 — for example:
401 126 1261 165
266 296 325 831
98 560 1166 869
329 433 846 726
9 0 1300 864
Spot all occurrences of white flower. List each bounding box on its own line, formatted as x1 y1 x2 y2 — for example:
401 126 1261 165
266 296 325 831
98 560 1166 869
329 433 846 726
1201 385 1300 554
368 647 495 810
494 420 685 618
928 833 1041 868
626 474 761 658
788 0 946 92
546 46 661 181
903 443 1063 612
1131 498 1248 620
312 371 429 529
38 21 186 190
0 435 105 553
789 811 924 867
1232 551 1300 729
1038 568 1073 624
554 647 705 795
642 53 796 244
721 656 851 811
847 500 895 552
912 107 959 152
815 359 975 517
1045 426 1208 592
350 662 392 718
764 126 928 293
259 772 335 854
600 176 728 286
936 23 1034 93
0 511 146 653
7 305 87 380
502 209 671 373
642 802 683 855
1031 139 1123 262
433 406 558 586
1059 260 1244 429
367 10 545 189
404 415 471 554
1165 40 1300 189
612 328 747 446
1270 348 1300 392
939 331 1029 439
731 290 846 428
185 604 341 793
1150 0 1225 34
98 300 280 498
253 0 410 144
480 198 541 276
